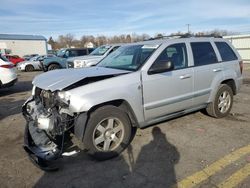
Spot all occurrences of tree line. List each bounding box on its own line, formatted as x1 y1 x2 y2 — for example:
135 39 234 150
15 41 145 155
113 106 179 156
48 29 238 50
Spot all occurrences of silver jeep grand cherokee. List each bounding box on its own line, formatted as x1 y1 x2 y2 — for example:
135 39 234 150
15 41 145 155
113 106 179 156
22 36 243 170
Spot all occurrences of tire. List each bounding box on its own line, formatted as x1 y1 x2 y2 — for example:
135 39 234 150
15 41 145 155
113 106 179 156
25 65 35 72
83 105 134 160
48 64 60 71
206 84 233 118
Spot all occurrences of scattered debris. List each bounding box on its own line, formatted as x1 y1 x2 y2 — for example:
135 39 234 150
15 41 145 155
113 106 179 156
196 128 206 133
246 156 250 163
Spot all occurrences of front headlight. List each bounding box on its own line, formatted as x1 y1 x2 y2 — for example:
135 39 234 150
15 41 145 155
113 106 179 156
85 60 98 67
57 91 71 105
74 60 86 68
17 63 23 67
31 86 36 96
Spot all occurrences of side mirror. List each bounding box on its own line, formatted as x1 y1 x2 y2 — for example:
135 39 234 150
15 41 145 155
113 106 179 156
148 60 174 75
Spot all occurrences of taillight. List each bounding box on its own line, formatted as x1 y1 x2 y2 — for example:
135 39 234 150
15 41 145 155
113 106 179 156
239 61 243 74
0 64 14 69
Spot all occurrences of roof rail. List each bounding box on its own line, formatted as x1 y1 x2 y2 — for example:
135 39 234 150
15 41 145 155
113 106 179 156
145 33 222 41
194 34 223 38
146 33 192 40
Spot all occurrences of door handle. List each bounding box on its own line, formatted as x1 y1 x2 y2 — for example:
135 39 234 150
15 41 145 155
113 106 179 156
213 68 222 72
180 74 191 79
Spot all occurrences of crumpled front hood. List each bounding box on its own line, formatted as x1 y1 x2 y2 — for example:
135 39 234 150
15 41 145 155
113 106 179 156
32 67 130 92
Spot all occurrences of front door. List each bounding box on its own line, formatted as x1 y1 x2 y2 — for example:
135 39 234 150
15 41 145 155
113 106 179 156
142 43 194 121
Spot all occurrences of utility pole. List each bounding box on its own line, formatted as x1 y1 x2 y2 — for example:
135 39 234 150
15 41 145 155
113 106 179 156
186 24 190 33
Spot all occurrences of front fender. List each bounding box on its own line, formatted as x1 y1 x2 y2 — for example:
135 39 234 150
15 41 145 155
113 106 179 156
67 72 145 125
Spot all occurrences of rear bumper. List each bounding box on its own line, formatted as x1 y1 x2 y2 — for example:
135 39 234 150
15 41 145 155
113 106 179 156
236 76 243 93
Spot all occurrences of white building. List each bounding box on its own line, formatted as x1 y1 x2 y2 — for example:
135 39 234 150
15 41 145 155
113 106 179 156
224 34 250 63
84 42 94 48
0 34 48 57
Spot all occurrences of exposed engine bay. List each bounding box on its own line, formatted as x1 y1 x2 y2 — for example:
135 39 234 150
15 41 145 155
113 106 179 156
26 88 74 135
22 87 77 171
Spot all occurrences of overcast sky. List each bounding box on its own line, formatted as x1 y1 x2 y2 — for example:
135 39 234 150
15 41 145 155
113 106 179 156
0 0 250 38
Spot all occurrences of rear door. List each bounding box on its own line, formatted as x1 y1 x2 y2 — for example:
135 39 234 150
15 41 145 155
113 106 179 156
191 41 222 106
142 42 194 121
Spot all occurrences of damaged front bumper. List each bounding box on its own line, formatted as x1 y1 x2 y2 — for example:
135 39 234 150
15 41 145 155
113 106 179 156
22 97 63 171
23 121 62 171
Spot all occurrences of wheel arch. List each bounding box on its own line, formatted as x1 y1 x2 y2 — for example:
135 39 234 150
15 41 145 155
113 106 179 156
48 62 61 68
221 79 236 95
87 99 139 127
74 99 139 141
25 64 34 70
208 76 237 103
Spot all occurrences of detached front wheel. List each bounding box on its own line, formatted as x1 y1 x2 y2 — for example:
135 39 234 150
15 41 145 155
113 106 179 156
83 105 134 160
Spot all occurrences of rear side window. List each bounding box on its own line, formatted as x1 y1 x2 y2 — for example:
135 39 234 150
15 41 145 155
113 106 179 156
215 42 237 61
191 42 218 66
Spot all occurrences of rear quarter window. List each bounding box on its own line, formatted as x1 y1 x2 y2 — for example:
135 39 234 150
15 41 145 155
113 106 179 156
191 42 218 66
215 42 238 61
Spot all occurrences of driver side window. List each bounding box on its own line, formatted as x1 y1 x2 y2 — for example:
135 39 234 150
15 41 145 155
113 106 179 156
153 43 188 70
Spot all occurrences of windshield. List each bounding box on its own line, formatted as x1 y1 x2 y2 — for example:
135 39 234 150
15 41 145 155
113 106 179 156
90 45 111 56
0 54 9 62
57 49 66 57
97 44 158 71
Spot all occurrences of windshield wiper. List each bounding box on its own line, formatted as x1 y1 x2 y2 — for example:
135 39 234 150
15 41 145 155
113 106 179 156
103 66 134 71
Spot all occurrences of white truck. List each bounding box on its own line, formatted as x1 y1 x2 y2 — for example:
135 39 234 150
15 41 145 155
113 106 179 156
66 44 122 68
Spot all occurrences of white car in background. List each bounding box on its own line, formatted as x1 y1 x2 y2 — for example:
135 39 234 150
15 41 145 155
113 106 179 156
17 54 55 72
0 54 17 88
66 44 122 68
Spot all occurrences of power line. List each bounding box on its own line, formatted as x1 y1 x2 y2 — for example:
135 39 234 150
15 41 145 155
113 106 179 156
186 24 190 33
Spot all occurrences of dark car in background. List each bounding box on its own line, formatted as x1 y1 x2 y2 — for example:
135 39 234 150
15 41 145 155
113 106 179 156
40 48 94 71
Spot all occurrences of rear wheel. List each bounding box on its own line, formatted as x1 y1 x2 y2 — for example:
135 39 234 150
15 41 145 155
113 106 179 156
83 105 135 160
48 64 60 71
25 65 34 72
206 84 233 118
